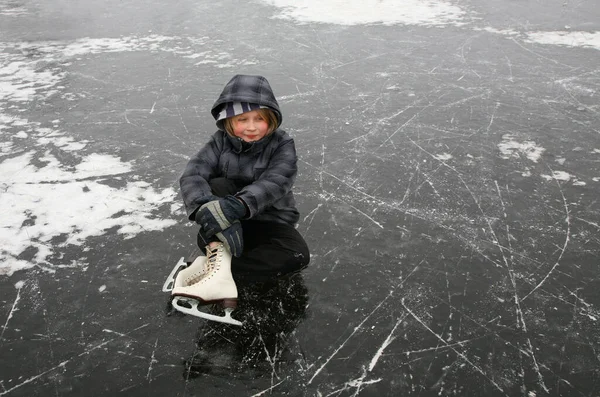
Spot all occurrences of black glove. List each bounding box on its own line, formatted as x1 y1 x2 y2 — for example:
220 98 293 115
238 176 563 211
191 195 219 222
197 225 216 248
197 221 243 257
216 221 244 257
196 195 247 237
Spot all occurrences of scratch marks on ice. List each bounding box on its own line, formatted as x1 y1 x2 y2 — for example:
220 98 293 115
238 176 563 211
0 324 150 396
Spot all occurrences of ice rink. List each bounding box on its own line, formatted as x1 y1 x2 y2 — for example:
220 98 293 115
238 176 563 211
1 0 600 395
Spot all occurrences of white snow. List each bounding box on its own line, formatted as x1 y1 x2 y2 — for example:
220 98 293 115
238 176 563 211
260 0 468 26
259 1 600 54
526 31 600 51
541 171 572 182
0 37 185 276
0 141 13 153
0 149 177 275
477 27 520 36
0 60 64 103
540 170 586 185
59 36 174 57
498 135 545 163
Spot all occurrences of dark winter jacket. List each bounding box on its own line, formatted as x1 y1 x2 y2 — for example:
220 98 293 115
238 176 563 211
179 75 300 225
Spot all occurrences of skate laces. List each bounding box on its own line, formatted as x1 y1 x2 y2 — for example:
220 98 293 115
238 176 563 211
206 243 224 273
186 259 209 285
184 244 225 286
185 246 220 286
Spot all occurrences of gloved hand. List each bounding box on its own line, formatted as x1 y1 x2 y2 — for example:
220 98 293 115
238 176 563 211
216 221 244 257
197 225 214 249
197 221 243 257
191 195 219 222
196 195 247 237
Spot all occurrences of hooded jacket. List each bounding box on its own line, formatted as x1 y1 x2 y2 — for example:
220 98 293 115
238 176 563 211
179 75 300 225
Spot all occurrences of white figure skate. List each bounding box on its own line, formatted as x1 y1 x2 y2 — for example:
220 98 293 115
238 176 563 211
163 256 204 292
168 243 242 326
163 255 209 292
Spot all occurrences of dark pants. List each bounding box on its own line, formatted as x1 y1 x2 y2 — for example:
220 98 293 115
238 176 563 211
198 178 310 279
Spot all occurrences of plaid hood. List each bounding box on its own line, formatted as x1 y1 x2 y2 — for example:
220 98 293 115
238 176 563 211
210 75 283 131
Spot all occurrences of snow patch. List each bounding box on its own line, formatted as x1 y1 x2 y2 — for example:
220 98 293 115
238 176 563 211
541 171 572 182
61 36 174 57
498 135 545 163
0 141 13 153
477 27 520 36
526 31 600 51
555 77 596 96
475 27 600 52
260 0 468 26
0 150 177 275
0 60 64 103
541 171 587 186
434 153 453 161
0 37 189 277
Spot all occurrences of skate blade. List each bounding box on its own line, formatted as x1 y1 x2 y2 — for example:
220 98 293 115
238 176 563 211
162 257 187 292
172 297 243 327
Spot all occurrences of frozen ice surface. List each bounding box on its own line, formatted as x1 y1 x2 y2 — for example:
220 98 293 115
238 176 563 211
1 0 599 395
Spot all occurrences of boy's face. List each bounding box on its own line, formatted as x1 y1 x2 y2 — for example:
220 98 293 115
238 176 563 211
231 110 269 142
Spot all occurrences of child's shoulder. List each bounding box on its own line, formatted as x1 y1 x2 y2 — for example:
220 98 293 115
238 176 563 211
207 130 227 145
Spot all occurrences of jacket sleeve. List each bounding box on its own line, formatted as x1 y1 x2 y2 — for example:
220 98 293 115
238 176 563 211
179 134 222 220
236 137 297 218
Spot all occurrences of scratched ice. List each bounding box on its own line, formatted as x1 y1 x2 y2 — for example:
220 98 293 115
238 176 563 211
1 0 599 396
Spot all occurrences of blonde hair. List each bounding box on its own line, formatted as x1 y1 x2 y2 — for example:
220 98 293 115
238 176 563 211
224 108 278 136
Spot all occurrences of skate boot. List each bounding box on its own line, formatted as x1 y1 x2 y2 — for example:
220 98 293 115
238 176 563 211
171 255 209 292
171 243 241 326
162 254 207 293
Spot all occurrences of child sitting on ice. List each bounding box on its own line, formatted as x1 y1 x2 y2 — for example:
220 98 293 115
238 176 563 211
170 74 310 323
